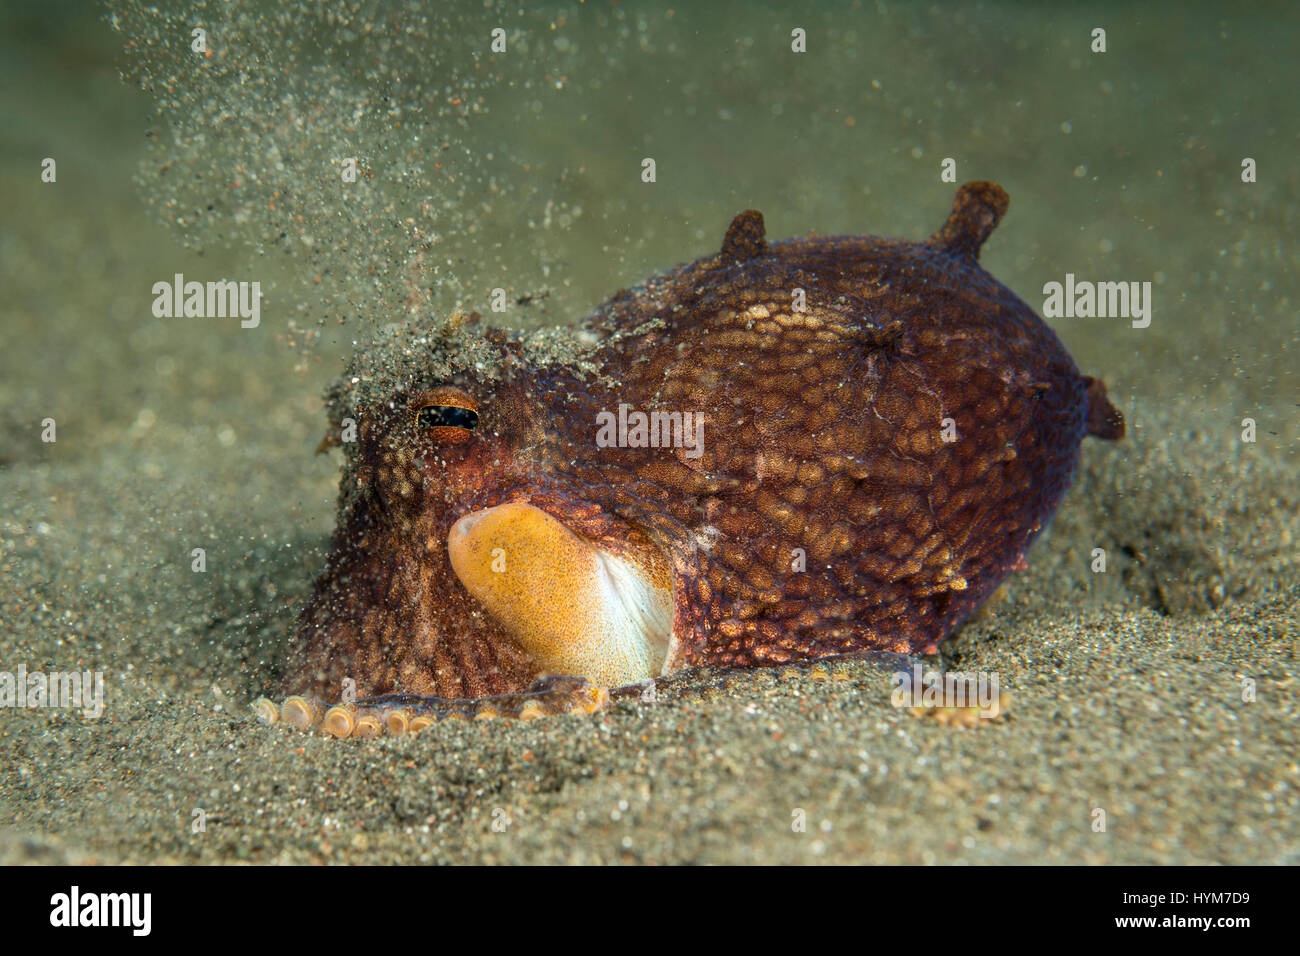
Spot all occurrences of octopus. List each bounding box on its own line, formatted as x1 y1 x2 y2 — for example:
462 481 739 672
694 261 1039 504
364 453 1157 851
258 181 1124 737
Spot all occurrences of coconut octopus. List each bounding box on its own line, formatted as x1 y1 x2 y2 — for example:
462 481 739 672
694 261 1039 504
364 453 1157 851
258 181 1124 737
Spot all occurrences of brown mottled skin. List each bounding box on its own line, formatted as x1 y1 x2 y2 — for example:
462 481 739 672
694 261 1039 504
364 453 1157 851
279 181 1124 702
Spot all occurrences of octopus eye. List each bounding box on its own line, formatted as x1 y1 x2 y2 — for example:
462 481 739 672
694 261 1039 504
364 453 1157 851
412 386 479 443
416 405 479 430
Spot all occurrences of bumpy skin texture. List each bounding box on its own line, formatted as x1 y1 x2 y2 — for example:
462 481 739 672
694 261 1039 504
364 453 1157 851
278 182 1123 704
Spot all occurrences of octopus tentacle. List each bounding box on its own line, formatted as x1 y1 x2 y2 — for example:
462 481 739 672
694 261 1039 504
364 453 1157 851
255 675 609 739
257 650 924 739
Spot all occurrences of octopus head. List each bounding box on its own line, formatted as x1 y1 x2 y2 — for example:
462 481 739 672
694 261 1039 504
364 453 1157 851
291 329 679 701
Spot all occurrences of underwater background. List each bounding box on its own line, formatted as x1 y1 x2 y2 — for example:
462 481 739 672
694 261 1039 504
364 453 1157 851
0 0 1295 863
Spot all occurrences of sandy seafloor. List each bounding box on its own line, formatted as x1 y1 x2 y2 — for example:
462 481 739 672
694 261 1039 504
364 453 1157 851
0 1 1297 864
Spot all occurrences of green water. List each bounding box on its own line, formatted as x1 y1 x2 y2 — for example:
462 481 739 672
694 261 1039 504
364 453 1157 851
0 0 1295 866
